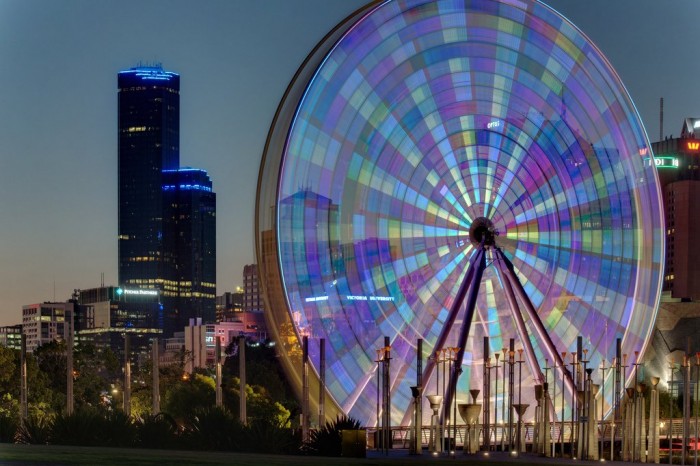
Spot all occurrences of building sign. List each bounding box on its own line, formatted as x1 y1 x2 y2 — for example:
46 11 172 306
646 156 679 169
688 141 700 151
116 288 159 296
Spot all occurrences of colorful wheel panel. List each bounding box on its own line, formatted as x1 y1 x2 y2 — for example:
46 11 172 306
257 0 663 425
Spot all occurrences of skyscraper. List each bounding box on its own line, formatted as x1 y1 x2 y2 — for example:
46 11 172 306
162 168 216 333
118 64 216 336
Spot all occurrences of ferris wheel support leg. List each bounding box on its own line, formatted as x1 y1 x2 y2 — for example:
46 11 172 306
421 249 480 391
495 248 576 399
493 252 545 384
441 247 487 429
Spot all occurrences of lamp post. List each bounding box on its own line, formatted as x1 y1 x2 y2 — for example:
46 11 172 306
375 348 384 451
610 357 617 462
494 352 501 450
570 352 578 458
517 349 524 455
544 358 551 457
695 353 700 466
670 359 676 465
600 360 608 462
621 353 629 462
561 351 568 457
450 346 461 457
502 347 507 452
509 349 515 453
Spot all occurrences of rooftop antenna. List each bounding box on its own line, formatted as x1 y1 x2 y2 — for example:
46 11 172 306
660 97 664 141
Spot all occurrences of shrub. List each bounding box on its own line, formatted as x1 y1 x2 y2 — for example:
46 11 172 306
182 407 242 451
50 407 104 446
136 412 179 449
14 414 53 445
241 416 301 455
304 415 362 457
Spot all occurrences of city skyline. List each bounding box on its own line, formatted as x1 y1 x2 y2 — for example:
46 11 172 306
1 0 699 327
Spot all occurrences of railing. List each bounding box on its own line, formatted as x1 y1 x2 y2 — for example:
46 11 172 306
365 419 700 450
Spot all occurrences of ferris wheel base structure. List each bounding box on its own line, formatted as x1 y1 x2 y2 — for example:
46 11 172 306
256 0 664 428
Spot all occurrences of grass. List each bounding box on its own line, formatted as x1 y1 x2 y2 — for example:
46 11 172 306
0 444 618 466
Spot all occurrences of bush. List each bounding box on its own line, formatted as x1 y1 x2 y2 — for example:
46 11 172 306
14 415 53 445
241 417 301 455
103 409 137 447
136 412 179 449
182 407 242 451
50 407 104 446
304 415 362 457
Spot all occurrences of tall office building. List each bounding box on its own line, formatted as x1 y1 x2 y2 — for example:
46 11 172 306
162 168 216 333
651 117 700 299
243 264 263 313
118 64 215 336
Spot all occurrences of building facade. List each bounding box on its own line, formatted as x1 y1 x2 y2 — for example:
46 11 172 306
118 64 215 336
0 324 22 350
77 286 162 364
216 289 243 323
162 168 216 334
21 302 73 353
243 264 263 313
651 118 700 299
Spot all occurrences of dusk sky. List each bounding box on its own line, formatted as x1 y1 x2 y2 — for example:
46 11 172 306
1 0 698 327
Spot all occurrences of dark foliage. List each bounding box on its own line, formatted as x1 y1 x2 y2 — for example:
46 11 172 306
135 412 180 449
50 407 105 446
182 407 242 451
304 415 362 457
240 417 301 455
14 415 53 445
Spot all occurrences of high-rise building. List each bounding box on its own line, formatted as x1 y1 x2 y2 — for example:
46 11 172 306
651 118 700 299
243 264 263 313
118 65 179 291
162 168 216 333
216 289 243 322
77 286 162 362
21 302 74 353
118 64 216 336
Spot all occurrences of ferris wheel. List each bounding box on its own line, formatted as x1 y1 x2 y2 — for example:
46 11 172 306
256 0 664 426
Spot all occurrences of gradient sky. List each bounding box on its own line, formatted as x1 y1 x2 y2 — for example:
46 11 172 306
0 0 698 327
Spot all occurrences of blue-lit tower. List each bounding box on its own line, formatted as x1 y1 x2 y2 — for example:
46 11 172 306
162 168 217 335
118 64 216 336
118 64 179 292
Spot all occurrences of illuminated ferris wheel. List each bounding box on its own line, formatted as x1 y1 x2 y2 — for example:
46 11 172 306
256 0 664 426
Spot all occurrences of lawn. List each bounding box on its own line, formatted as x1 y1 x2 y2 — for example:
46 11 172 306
0 444 588 466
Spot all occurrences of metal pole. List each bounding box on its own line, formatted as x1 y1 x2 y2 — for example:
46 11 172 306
66 307 74 415
501 348 507 452
671 360 675 465
495 352 500 450
319 338 325 427
384 336 391 455
302 335 309 441
124 333 131 417
152 338 160 414
20 333 28 424
561 354 567 458
239 335 247 425
600 361 606 462
416 339 423 454
509 341 515 453
215 336 222 408
376 349 382 449
695 353 699 466
483 337 491 451
610 357 616 462
685 356 691 466
517 349 523 455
